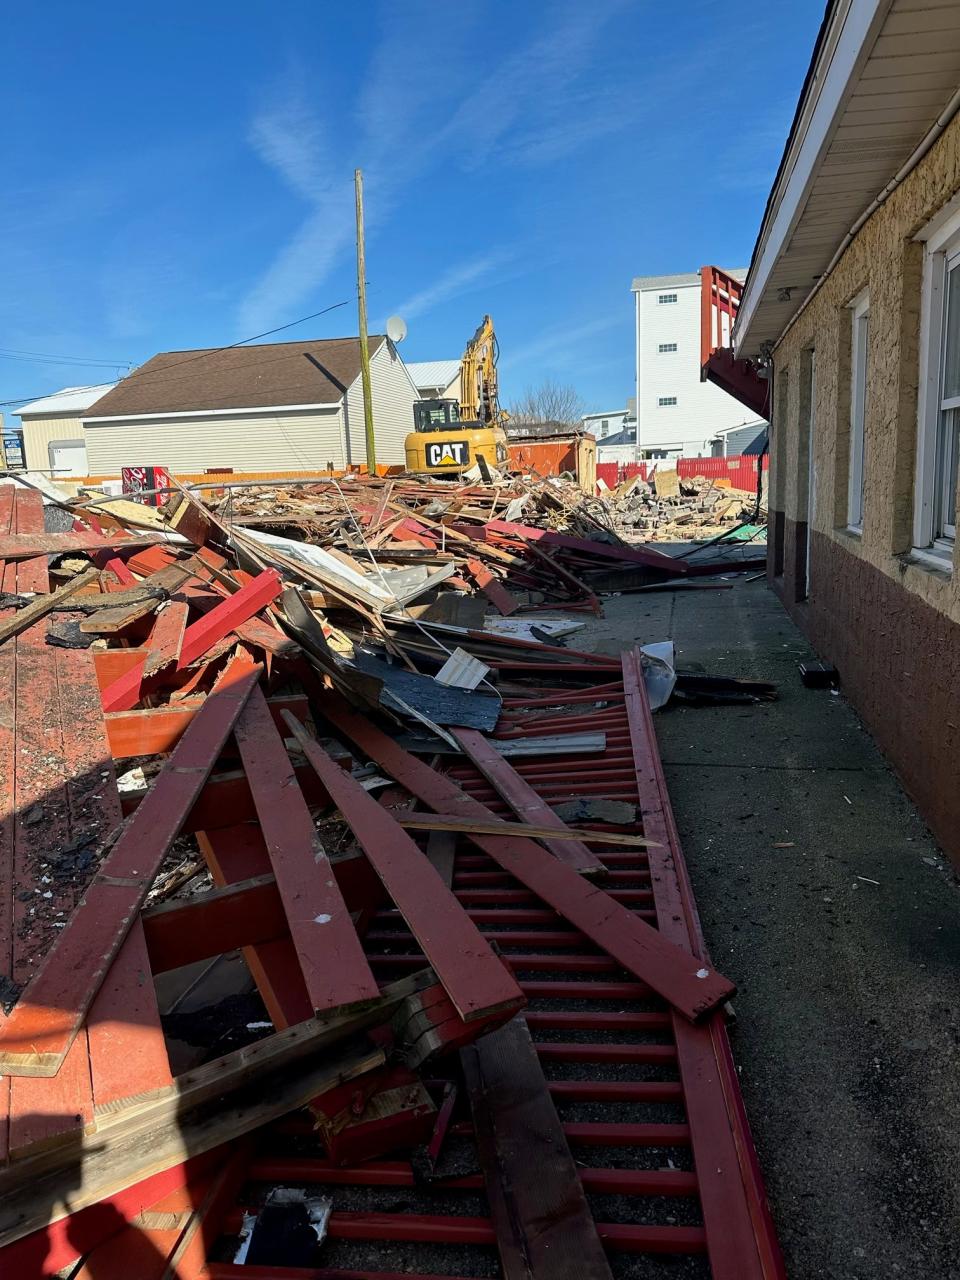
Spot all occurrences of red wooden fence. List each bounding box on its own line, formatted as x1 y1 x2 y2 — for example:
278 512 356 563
596 454 768 495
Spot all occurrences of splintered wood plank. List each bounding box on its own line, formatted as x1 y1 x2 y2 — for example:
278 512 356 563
0 532 160 560
462 1015 614 1279
0 1035 384 1253
78 596 159 635
453 728 606 874
320 696 734 1023
284 714 524 1024
234 689 378 1014
177 569 282 669
464 557 520 616
0 659 261 1077
393 812 642 852
99 602 190 711
0 566 100 647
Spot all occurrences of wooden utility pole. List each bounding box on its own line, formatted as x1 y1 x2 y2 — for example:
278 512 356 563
354 169 376 474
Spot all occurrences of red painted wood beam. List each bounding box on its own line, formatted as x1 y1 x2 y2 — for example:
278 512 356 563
234 689 379 1013
285 714 524 1025
319 695 733 1023
0 659 261 1078
177 569 281 669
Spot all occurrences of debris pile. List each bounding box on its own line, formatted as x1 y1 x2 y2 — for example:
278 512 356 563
605 468 765 541
0 473 781 1278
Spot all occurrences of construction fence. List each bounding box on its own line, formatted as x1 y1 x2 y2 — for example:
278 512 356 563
597 453 769 494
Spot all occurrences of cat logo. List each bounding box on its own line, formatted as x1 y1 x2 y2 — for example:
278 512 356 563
427 440 469 467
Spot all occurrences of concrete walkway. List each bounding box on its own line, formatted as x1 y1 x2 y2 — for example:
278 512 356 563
579 577 960 1280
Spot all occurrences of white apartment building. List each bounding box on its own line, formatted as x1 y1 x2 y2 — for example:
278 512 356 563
631 271 761 455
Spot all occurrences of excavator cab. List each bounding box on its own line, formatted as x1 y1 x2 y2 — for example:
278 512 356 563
412 399 462 433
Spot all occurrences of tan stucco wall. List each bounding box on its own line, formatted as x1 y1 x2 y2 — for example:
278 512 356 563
18 415 87 470
773 110 960 626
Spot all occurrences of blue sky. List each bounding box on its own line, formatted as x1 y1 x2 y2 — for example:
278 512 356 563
3 1 822 418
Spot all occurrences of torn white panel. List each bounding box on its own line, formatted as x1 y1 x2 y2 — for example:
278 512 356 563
434 647 490 691
241 527 396 607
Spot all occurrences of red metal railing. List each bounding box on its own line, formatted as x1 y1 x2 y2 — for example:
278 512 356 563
700 266 769 419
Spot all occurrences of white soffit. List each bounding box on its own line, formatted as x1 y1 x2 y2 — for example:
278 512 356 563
735 0 960 358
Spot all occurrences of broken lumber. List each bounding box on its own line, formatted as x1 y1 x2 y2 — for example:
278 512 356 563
319 695 735 1022
0 566 100 647
454 727 608 874
284 713 525 1025
0 659 262 1077
234 688 379 1013
0 532 161 560
392 812 654 850
176 568 282 669
462 1015 614 1280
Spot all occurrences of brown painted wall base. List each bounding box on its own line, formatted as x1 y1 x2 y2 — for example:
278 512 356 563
772 521 960 867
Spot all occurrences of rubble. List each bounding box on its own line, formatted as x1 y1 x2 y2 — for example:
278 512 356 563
0 472 780 1279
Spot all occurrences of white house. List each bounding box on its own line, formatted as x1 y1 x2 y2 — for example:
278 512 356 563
81 337 420 474
405 359 460 402
581 409 628 440
631 271 763 455
15 383 117 475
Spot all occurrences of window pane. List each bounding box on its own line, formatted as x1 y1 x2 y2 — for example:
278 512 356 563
939 405 959 533
942 261 960 401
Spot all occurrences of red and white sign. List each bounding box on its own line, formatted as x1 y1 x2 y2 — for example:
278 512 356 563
121 465 171 507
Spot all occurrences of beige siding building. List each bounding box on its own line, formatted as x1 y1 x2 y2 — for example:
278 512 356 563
405 359 461 404
733 0 960 866
83 337 420 474
15 383 117 474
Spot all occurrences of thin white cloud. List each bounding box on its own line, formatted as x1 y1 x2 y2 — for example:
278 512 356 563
500 316 621 374
389 251 513 323
238 0 636 332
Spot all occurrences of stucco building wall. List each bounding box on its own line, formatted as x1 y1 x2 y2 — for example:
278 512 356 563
768 112 960 863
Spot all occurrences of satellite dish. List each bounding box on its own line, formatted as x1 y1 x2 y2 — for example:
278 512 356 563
386 315 407 343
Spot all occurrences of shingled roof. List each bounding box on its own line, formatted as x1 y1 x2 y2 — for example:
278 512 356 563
85 335 386 418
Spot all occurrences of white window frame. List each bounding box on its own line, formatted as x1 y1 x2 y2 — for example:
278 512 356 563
846 288 869 533
914 201 960 563
657 396 677 407
658 342 678 353
657 293 677 304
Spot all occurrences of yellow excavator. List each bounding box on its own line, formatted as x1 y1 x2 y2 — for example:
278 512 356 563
404 315 509 476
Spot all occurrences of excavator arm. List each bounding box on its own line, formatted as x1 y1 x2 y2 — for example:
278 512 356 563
459 315 505 426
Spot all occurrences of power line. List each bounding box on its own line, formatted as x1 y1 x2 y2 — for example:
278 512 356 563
0 347 133 368
0 295 356 407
